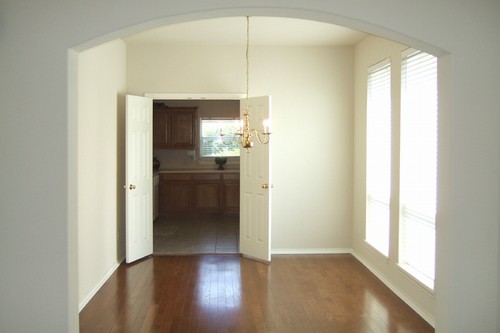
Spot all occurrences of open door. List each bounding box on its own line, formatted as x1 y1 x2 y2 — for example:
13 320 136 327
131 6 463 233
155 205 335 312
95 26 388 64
239 96 272 262
125 95 153 263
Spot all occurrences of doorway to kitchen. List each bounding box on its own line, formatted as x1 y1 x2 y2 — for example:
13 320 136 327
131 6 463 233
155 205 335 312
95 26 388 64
150 94 243 255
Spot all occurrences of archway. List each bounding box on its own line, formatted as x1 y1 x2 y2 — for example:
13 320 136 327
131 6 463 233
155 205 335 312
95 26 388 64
70 7 451 333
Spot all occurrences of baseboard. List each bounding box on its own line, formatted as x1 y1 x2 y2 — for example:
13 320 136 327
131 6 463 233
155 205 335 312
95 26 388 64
78 258 124 312
272 248 352 255
351 250 435 327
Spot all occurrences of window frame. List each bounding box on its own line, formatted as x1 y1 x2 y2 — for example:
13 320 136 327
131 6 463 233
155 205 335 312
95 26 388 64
398 48 438 290
198 117 241 161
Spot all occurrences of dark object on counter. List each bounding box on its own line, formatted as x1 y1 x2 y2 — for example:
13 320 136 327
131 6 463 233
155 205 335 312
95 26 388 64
215 157 227 170
153 156 160 170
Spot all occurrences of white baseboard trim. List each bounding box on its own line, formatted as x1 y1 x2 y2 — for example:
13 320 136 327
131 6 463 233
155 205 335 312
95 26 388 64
78 258 124 312
351 250 435 327
272 248 352 255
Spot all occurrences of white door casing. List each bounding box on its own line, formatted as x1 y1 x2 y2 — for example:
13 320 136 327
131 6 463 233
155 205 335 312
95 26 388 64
239 96 272 262
125 95 153 263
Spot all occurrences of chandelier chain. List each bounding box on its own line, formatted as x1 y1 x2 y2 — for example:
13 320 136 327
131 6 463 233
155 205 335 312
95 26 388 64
245 16 250 114
233 16 271 150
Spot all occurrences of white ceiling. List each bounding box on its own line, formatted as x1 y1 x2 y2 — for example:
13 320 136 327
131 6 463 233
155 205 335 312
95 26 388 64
123 16 367 46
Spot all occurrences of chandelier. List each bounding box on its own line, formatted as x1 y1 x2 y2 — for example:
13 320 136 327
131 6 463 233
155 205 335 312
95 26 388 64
234 16 271 151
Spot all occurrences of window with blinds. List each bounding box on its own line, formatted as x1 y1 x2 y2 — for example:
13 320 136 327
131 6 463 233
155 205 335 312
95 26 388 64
399 50 437 289
365 59 392 256
200 118 241 157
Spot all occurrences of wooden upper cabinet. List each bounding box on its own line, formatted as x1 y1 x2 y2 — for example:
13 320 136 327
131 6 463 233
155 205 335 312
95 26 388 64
170 111 196 148
153 109 169 148
153 103 197 149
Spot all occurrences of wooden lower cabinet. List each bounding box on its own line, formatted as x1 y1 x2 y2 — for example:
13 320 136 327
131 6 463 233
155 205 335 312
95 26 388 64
163 182 190 213
192 174 221 214
222 174 240 214
159 172 239 215
160 173 191 213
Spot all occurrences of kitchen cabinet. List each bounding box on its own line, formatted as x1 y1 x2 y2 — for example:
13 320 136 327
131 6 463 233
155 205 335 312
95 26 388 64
153 104 197 149
160 173 191 213
153 174 160 220
159 172 239 215
192 174 221 214
222 173 240 214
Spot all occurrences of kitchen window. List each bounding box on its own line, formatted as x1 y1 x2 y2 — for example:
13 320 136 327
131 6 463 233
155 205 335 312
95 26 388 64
200 118 241 157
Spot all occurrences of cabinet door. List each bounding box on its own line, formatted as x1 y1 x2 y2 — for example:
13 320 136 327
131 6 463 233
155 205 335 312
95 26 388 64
162 182 191 213
223 174 240 214
193 182 221 213
153 175 159 220
153 110 169 148
192 174 221 214
170 110 196 148
160 174 191 213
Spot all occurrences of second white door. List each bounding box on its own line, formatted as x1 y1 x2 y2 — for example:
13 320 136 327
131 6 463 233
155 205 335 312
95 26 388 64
125 95 153 264
239 96 272 262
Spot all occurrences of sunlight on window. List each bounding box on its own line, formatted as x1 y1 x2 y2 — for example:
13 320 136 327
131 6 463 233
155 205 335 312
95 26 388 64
399 50 437 288
200 119 241 157
365 59 392 257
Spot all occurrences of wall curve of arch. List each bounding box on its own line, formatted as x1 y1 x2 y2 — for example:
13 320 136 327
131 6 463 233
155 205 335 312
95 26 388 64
72 7 447 56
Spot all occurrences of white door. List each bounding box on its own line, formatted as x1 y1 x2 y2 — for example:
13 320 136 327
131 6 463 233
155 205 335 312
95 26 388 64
125 95 153 263
239 96 272 262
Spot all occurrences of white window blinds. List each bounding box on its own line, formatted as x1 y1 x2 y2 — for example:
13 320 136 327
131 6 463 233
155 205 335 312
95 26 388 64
200 119 241 157
366 59 392 256
399 50 437 289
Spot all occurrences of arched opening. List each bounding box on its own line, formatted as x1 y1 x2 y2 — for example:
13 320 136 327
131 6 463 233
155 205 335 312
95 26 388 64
71 9 451 330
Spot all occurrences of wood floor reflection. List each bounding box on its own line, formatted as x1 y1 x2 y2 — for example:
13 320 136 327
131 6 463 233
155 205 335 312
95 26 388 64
79 255 434 333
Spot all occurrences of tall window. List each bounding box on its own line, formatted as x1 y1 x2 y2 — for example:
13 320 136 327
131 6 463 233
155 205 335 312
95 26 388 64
366 59 392 256
200 118 241 157
399 50 437 289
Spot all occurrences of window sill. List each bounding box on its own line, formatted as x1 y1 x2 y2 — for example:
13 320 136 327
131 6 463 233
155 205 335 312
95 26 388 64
398 263 435 295
363 240 390 261
198 157 239 164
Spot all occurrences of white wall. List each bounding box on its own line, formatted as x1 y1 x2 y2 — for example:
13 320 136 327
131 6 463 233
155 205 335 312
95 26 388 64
0 1 498 332
77 40 127 309
352 35 435 323
127 43 354 252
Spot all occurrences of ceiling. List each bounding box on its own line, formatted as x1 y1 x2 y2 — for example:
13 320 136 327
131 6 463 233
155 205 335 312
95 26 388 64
123 16 367 46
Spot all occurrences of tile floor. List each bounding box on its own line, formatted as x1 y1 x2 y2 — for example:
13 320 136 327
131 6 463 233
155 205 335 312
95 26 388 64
153 215 239 254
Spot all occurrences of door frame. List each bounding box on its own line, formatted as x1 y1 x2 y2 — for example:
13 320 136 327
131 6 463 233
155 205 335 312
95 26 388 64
145 93 245 100
147 92 259 256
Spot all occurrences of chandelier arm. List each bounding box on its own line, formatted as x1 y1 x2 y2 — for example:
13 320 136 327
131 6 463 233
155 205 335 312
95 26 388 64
253 130 271 144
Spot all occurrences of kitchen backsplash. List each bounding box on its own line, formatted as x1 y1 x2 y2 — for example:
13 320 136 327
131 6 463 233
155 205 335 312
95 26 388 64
154 149 240 171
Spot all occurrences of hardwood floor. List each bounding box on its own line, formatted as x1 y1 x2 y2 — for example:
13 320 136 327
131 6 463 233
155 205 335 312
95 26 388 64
80 255 434 333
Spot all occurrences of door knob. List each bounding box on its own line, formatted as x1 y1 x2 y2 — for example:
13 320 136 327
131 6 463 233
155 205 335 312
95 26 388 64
261 183 273 189
124 184 136 190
